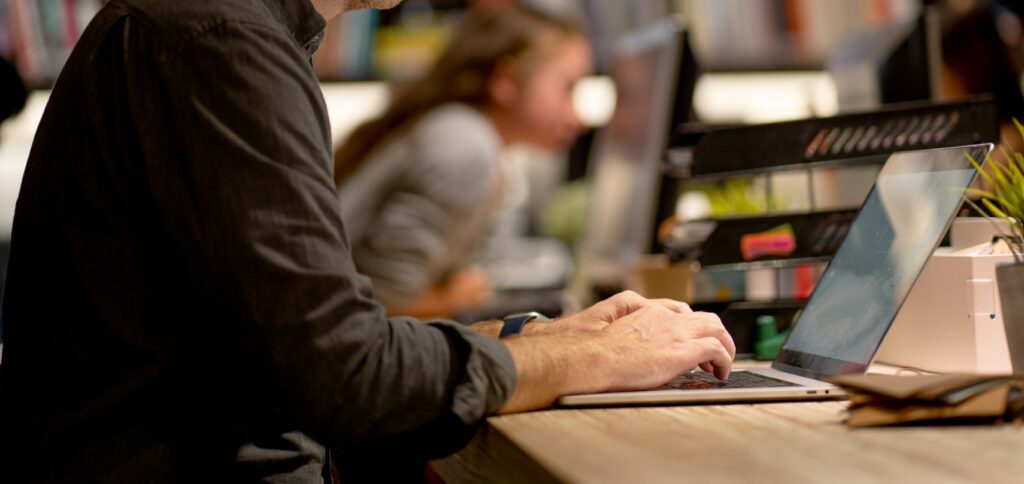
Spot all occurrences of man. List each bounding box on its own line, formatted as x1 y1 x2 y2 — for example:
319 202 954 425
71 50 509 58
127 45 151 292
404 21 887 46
0 0 735 482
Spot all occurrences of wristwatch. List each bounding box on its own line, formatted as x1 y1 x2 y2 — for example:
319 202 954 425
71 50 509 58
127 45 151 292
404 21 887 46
499 311 549 338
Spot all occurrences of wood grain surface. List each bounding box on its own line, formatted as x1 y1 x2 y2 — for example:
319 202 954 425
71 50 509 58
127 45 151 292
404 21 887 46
434 401 1024 484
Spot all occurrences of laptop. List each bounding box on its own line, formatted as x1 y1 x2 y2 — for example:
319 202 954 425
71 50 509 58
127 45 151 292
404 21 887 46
560 144 992 407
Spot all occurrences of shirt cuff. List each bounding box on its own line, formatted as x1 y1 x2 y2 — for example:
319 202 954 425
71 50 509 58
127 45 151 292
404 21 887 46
427 321 517 425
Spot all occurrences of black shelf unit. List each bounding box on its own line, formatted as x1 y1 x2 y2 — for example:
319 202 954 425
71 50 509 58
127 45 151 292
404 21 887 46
667 96 998 179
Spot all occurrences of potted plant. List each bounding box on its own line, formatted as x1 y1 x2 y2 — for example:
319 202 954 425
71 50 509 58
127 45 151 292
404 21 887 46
965 121 1024 371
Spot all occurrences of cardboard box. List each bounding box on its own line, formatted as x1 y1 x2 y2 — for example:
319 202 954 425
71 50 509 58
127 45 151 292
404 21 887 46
624 255 694 302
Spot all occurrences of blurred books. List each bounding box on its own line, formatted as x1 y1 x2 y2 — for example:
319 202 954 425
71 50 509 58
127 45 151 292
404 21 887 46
1 0 104 87
678 0 918 71
314 5 456 82
1 0 454 86
314 9 380 81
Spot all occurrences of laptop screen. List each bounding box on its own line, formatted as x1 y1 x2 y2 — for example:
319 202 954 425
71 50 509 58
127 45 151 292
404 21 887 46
773 144 991 380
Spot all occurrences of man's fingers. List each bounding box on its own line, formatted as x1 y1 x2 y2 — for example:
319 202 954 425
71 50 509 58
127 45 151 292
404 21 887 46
688 312 736 359
584 290 647 323
691 337 733 380
698 362 714 373
651 299 692 314
597 292 695 324
668 311 736 360
611 306 736 361
608 290 648 316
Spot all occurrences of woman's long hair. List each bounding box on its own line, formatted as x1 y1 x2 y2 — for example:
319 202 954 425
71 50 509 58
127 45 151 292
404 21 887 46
333 5 585 185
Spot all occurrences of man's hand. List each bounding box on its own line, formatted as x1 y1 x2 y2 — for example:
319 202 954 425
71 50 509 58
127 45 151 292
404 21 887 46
498 301 735 414
523 290 693 335
590 305 735 391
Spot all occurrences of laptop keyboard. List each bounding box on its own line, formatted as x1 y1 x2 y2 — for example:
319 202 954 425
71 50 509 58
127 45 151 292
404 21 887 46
659 370 799 390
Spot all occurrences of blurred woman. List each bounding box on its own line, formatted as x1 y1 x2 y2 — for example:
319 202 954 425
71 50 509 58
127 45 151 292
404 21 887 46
335 4 591 318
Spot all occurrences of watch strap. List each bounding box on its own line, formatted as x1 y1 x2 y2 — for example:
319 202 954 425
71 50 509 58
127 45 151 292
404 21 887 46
499 311 546 338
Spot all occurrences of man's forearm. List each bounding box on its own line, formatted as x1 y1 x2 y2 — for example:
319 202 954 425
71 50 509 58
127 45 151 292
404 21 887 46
471 320 503 338
497 333 609 414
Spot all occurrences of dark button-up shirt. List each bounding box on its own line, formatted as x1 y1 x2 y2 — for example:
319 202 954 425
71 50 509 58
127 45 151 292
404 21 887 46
0 0 516 482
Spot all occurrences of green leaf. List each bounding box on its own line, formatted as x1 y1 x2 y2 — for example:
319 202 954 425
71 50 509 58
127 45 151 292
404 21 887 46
983 198 1009 219
967 151 997 188
965 187 998 199
963 197 1017 245
988 153 1012 192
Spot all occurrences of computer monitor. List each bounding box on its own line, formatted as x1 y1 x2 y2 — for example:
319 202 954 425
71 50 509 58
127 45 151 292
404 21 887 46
579 16 699 287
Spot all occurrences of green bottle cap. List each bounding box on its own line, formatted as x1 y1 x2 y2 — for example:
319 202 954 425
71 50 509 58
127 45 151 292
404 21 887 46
756 315 777 340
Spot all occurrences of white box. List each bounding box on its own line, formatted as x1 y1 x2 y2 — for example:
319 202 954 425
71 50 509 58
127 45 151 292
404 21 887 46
875 251 1015 374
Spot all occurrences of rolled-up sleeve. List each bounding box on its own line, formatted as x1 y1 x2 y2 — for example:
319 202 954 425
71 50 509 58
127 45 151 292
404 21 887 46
130 21 515 449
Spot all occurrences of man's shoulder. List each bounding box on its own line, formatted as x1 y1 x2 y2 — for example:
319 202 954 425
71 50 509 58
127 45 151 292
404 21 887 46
107 0 286 49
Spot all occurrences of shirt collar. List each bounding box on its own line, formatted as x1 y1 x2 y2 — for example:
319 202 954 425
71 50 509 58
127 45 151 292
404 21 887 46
261 0 327 56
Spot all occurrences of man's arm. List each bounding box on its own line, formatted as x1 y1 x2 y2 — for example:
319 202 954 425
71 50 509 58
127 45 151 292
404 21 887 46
136 22 514 448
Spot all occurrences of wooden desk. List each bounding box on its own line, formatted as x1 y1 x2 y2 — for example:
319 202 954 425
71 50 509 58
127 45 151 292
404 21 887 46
434 400 1024 483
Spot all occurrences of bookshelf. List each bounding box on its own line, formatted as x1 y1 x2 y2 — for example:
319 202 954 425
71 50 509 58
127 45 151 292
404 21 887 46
314 9 382 81
0 0 467 85
675 0 920 72
315 0 469 82
1 0 104 88
2 1 924 84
